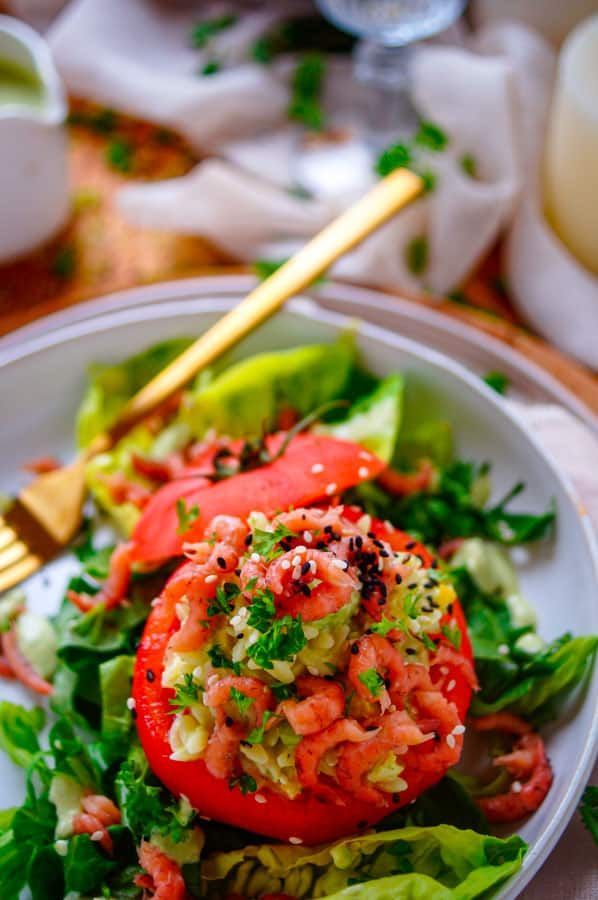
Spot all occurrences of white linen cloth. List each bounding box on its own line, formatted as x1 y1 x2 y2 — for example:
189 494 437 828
42 0 598 367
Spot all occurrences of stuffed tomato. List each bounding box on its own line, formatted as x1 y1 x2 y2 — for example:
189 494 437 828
133 496 476 845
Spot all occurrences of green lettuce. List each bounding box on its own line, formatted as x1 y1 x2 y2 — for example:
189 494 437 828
396 418 453 469
76 337 193 447
100 655 135 742
0 701 45 770
201 825 526 899
180 338 355 439
318 374 403 463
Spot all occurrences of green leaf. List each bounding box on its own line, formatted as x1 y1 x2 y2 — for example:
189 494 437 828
414 120 449 151
208 644 241 676
405 235 428 276
100 654 134 740
106 138 134 173
247 589 277 633
483 371 510 395
460 153 477 178
230 687 254 716
580 786 598 846
441 623 462 650
251 525 294 563
247 615 307 670
190 14 237 48
288 53 326 130
176 499 200 535
375 142 412 177
229 773 257 795
246 711 277 745
63 833 117 893
27 845 65 900
358 668 385 697
0 701 45 769
169 672 201 714
208 582 240 617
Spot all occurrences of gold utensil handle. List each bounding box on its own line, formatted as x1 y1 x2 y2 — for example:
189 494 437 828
107 167 422 443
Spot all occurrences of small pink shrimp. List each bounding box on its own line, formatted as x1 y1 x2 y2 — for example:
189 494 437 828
204 676 274 779
205 515 249 552
295 718 370 796
72 794 121 854
404 689 463 773
273 506 348 539
280 676 345 735
164 563 217 653
101 472 153 510
68 541 134 612
136 840 188 899
266 548 358 622
1 628 53 695
337 710 432 805
348 634 408 712
431 644 479 691
469 713 531 736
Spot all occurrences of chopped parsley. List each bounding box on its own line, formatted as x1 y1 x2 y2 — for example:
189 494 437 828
106 138 134 173
52 245 77 280
580 785 598 845
405 235 428 276
420 633 437 652
169 673 200 713
252 523 294 562
246 710 277 745
288 53 326 130
441 623 462 650
271 682 297 702
247 615 307 670
208 582 239 617
460 153 477 178
208 644 241 675
414 120 448 151
229 773 257 794
403 591 419 619
201 59 221 76
483 371 510 396
358 668 385 697
190 14 237 48
371 617 402 637
375 142 412 177
229 687 254 716
176 499 200 535
247 589 277 633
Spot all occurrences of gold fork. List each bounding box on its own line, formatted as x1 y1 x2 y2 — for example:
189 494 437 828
0 168 423 593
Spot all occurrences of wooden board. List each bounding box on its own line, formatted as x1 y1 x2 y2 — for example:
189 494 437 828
1 101 596 414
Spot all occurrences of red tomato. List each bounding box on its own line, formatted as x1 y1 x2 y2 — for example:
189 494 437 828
130 434 386 564
133 509 474 845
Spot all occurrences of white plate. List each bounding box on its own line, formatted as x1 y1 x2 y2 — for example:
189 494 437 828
1 297 596 900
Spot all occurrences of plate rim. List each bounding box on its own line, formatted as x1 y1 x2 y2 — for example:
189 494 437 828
1 292 597 900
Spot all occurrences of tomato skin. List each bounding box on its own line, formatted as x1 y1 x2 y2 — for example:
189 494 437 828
131 435 386 565
133 512 473 845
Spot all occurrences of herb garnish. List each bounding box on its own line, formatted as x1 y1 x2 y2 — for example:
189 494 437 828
460 153 477 178
229 773 257 794
358 668 385 697
483 371 510 395
441 623 462 650
229 687 253 716
405 236 428 276
580 785 598 846
252 524 294 562
247 615 307 670
288 53 326 130
176 499 200 534
208 644 241 676
208 582 239 617
247 589 277 633
106 138 134 173
169 673 200 713
246 710 277 745
414 120 448 151
190 14 237 48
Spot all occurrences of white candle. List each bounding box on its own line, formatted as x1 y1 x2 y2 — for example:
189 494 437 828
543 15 598 276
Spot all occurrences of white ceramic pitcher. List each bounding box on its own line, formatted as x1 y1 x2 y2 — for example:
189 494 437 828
0 15 69 263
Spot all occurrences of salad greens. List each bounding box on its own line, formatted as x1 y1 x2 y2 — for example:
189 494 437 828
1 336 595 899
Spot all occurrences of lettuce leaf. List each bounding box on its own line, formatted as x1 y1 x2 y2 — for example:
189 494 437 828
201 824 526 899
0 701 45 769
76 337 193 448
180 338 355 440
99 655 135 742
318 375 403 463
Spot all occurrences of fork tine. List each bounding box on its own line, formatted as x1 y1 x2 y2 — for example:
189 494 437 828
0 553 41 593
0 540 30 572
0 522 18 551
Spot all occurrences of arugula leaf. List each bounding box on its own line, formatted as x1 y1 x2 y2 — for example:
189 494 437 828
169 673 201 714
247 616 307 670
0 701 45 769
580 786 598 846
247 589 277 633
288 53 326 130
251 524 294 562
358 668 385 697
176 499 200 535
230 687 254 716
208 644 241 676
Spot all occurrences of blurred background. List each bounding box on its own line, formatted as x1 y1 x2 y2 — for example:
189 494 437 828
0 0 596 405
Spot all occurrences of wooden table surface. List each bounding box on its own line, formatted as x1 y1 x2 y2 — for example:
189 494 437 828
1 101 597 414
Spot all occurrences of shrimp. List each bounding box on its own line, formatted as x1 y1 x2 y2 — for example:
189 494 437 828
23 455 61 474
1 628 53 695
72 794 121 854
204 676 274 779
273 506 348 538
67 541 134 612
280 676 345 735
431 644 479 691
136 840 188 900
337 710 432 805
266 548 358 622
348 634 409 712
469 714 553 823
295 718 370 796
102 472 152 509
404 689 463 773
377 459 434 496
205 515 249 552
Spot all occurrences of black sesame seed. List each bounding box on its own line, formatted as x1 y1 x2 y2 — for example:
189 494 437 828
355 536 363 549
301 561 311 576
299 583 311 596
131 709 138 720
406 541 416 550
225 716 234 727
351 643 360 655
236 633 244 640
395 573 403 584
379 549 390 558
324 525 333 534
408 583 417 589
392 793 400 803
378 598 387 606
406 647 416 655
244 533 253 546
234 568 241 576
146 669 155 683
217 556 227 569
384 678 391 689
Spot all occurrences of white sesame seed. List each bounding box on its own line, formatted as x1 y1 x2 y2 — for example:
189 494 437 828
255 794 267 804
358 466 370 479
295 545 307 554
175 602 188 621
289 836 303 844
309 560 317 574
151 597 160 607
205 574 218 584
384 520 394 532
446 734 456 749
55 840 68 856
447 679 456 692
207 674 219 686
303 531 313 543
498 643 509 656
311 463 324 474
280 559 291 570
230 615 242 629
512 780 522 794
200 815 212 821
193 666 203 679
292 555 302 567
331 558 347 570
359 451 373 460
307 666 319 676
439 666 449 675
250 552 261 562
126 697 136 711
325 482 337 496
91 830 104 842
292 566 302 580
452 724 466 735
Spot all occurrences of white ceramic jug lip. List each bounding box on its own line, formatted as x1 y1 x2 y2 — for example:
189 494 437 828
0 14 66 124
